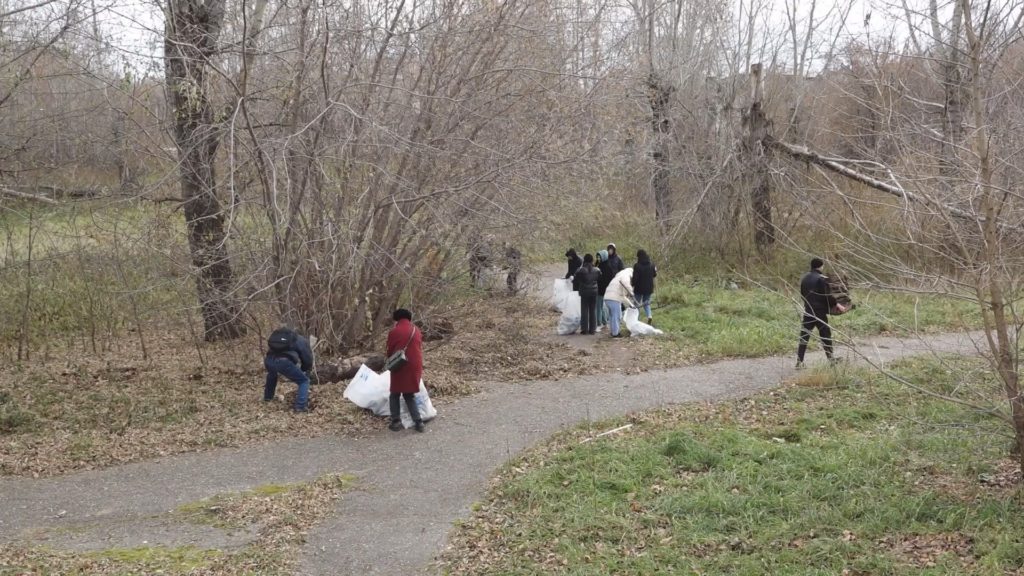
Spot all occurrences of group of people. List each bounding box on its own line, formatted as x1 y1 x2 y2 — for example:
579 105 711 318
261 254 845 427
564 243 658 337
263 308 427 432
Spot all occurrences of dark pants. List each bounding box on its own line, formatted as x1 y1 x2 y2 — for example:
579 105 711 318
580 293 597 334
797 314 833 362
389 392 423 424
264 356 309 410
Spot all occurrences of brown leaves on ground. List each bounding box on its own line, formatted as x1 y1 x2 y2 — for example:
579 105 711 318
1 293 690 478
877 532 976 569
0 474 351 575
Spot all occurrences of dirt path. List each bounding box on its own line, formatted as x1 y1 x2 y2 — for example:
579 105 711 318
0 327 983 574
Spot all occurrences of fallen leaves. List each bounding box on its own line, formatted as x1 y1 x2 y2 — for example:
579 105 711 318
878 532 976 569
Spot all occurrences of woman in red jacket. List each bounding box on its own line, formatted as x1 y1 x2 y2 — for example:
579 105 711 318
386 308 426 432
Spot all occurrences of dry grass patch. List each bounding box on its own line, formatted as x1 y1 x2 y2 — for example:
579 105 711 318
0 474 351 575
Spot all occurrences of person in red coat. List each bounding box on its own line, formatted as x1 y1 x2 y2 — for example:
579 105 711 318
386 308 426 432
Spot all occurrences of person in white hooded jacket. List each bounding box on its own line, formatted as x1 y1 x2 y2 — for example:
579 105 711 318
604 267 635 338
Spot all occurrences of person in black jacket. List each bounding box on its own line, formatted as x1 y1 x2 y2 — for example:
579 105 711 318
565 248 583 290
796 258 838 368
575 254 602 334
264 327 315 412
632 249 658 324
606 243 625 276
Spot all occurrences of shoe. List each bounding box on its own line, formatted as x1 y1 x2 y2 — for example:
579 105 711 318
587 331 595 335
647 317 653 325
389 420 403 431
828 357 844 365
795 361 805 370
414 422 426 433
611 333 624 338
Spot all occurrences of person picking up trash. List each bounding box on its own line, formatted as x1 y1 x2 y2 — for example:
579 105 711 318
386 308 426 432
603 267 635 338
264 326 315 412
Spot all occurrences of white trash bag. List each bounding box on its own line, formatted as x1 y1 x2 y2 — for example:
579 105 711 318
552 279 581 335
344 364 390 409
624 307 664 336
343 365 438 428
396 380 437 428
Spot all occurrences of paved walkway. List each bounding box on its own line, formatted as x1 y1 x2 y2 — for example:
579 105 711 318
0 330 983 574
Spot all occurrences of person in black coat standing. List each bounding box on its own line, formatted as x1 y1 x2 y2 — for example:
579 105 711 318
632 249 658 324
796 257 838 368
565 248 583 290
574 254 601 334
606 243 625 276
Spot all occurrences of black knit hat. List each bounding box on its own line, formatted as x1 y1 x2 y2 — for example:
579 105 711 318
810 257 824 270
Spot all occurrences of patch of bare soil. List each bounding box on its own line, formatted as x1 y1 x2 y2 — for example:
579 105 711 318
0 292 692 478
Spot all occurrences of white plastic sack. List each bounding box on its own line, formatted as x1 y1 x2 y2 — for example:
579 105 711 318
551 279 581 335
343 365 437 428
624 307 664 336
344 364 390 408
397 381 437 428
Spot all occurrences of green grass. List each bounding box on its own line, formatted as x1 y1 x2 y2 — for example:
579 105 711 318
439 357 1024 575
89 545 222 571
650 280 979 359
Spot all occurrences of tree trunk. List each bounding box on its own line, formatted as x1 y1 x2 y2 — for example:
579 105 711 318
744 63 774 252
647 72 674 228
164 0 243 341
960 0 1023 472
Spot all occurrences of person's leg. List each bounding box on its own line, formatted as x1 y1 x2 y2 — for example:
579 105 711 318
581 294 595 334
608 300 622 336
637 293 652 320
263 357 279 401
818 317 834 359
389 393 403 430
797 315 815 363
589 294 598 334
403 392 423 426
596 295 606 326
274 359 310 411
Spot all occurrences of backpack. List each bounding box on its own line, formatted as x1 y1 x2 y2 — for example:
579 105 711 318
267 328 296 354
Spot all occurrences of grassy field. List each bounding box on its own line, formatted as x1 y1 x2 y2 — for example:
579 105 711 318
647 280 980 359
439 357 1024 575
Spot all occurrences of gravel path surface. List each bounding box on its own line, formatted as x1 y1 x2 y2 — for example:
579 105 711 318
0 329 982 575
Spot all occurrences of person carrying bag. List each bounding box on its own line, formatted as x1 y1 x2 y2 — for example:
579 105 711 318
385 308 426 432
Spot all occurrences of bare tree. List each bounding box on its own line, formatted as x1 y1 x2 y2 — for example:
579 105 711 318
164 0 243 341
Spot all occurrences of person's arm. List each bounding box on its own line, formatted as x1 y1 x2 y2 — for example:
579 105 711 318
296 336 314 372
818 276 838 308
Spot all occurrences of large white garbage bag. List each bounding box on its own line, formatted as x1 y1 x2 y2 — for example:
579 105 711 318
552 279 581 335
344 364 390 408
343 365 438 428
624 307 664 336
397 381 437 428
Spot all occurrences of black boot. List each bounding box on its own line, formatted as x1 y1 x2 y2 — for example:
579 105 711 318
404 393 425 433
388 393 403 431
